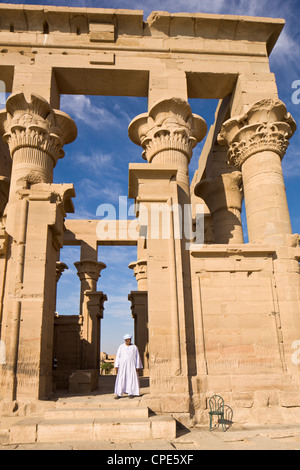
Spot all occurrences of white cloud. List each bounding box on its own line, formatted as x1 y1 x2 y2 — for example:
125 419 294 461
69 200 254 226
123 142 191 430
270 29 300 72
67 206 99 220
282 151 300 179
74 150 113 170
281 129 300 178
60 95 127 131
76 177 123 204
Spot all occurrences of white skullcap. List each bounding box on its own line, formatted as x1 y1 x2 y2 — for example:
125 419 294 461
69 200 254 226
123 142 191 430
123 334 132 340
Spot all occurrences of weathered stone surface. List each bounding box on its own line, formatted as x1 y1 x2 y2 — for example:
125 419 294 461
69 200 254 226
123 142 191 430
0 4 299 433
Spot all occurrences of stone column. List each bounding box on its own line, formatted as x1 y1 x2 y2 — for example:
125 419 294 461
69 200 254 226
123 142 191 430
55 261 68 317
129 97 207 195
85 291 107 370
56 261 68 283
128 259 148 291
0 92 77 200
0 92 77 401
128 98 207 412
74 259 106 370
128 260 149 375
194 171 244 244
128 291 149 376
74 259 106 303
218 99 296 245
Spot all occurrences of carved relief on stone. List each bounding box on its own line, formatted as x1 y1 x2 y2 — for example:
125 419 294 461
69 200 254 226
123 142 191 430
218 99 297 169
129 97 207 164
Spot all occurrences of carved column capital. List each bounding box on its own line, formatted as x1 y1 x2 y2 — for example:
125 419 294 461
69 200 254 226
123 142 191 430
0 92 77 193
0 92 77 163
195 171 243 214
129 97 207 163
129 97 207 193
85 291 107 319
56 261 68 283
74 259 106 285
128 259 148 291
218 99 296 169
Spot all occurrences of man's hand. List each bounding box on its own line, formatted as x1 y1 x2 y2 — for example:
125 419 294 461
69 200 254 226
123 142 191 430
115 367 118 373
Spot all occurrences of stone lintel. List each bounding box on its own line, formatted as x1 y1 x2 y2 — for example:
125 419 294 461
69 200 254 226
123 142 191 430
54 314 83 325
0 4 284 55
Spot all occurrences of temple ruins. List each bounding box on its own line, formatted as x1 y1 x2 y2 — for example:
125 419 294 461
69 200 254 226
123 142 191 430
0 3 299 442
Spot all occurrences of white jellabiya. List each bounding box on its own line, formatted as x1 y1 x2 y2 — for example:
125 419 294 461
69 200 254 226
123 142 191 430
114 334 143 398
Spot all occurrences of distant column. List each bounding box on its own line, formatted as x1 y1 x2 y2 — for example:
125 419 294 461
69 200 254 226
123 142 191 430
194 171 244 244
56 261 68 283
128 259 149 375
74 259 106 369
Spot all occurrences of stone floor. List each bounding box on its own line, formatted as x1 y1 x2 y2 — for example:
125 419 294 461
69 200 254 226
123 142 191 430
1 425 300 450
1 376 300 450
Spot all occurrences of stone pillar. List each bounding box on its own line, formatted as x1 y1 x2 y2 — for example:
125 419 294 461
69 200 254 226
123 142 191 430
128 291 149 376
12 64 60 109
55 261 68 316
0 92 77 400
218 99 296 245
128 259 148 291
128 259 149 375
129 97 207 195
0 176 10 217
128 98 207 412
194 171 244 244
74 259 106 305
56 261 68 283
0 92 77 200
85 291 107 370
74 259 106 370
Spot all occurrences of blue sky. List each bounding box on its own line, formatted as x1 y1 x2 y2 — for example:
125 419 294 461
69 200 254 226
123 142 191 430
1 0 300 353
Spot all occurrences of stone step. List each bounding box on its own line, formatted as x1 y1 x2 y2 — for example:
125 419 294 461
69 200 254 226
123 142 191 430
8 415 176 444
54 396 144 409
44 406 149 420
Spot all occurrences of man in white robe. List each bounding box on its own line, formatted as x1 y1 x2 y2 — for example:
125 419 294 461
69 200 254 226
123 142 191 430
114 334 143 399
